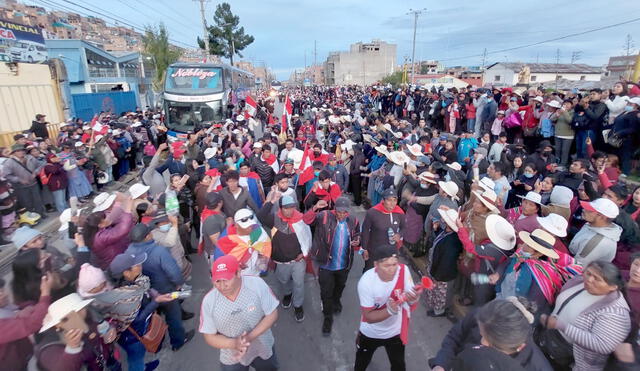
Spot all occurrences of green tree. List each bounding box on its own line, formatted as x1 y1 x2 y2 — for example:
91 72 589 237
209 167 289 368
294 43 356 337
197 2 254 66
141 23 181 92
381 71 404 87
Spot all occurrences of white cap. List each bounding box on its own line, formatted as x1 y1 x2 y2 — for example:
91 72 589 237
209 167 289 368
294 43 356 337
626 96 640 105
533 96 544 103
580 198 619 219
234 208 256 229
74 142 84 147
517 191 542 205
253 142 263 149
204 147 217 160
112 129 122 136
236 114 245 122
537 213 568 237
550 186 573 207
129 183 150 199
131 122 142 127
546 100 561 109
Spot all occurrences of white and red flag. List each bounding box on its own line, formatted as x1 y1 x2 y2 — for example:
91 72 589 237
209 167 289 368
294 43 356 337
244 95 257 119
281 94 293 134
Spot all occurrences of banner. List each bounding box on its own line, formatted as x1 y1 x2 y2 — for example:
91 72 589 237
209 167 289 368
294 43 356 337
0 18 48 63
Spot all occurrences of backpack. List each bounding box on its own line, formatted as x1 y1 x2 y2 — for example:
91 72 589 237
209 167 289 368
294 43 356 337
39 167 51 185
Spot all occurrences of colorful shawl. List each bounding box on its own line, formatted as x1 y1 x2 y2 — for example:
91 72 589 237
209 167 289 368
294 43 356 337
217 223 272 264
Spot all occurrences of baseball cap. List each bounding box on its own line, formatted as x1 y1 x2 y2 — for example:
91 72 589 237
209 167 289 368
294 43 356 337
129 223 153 243
371 244 398 262
381 188 397 199
580 198 619 219
253 142 263 148
280 195 296 208
109 252 147 277
335 197 350 212
212 255 239 281
234 208 256 229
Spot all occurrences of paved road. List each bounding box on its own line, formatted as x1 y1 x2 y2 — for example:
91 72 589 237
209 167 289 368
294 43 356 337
155 206 451 370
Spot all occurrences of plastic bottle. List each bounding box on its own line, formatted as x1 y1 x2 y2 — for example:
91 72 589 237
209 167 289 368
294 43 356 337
165 189 180 216
387 227 395 245
470 273 491 285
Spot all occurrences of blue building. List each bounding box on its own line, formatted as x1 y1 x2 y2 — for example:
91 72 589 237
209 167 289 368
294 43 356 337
45 39 154 120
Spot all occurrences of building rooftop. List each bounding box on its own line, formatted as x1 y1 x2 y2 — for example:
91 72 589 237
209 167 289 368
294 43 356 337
487 62 601 74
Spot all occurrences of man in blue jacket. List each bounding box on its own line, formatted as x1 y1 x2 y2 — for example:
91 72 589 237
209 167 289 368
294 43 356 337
324 154 349 192
126 223 194 351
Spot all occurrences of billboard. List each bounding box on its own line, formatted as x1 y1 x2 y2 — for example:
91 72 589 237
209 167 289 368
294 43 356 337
0 18 48 63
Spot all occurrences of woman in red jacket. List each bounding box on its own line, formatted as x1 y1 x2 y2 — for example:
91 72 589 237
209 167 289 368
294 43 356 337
44 153 69 212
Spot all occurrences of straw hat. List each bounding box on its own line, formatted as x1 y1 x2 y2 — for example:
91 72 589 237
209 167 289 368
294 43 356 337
438 208 459 232
479 177 495 192
473 189 499 212
40 293 93 333
486 214 516 251
387 151 411 167
287 149 304 168
447 162 462 171
375 145 390 157
418 171 437 184
438 181 459 201
519 229 559 259
93 192 116 212
407 143 424 157
537 213 568 237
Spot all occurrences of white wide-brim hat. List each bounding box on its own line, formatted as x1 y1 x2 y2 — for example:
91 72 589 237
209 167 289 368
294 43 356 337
375 145 390 157
93 193 116 212
408 144 424 157
519 229 559 259
40 293 93 333
387 151 411 167
129 183 150 199
486 214 516 251
517 191 542 205
438 181 460 201
537 213 568 237
437 208 459 232
473 189 499 213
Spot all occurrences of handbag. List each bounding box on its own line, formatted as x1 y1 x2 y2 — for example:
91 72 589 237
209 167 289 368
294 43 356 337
127 312 168 353
503 112 523 128
535 288 585 367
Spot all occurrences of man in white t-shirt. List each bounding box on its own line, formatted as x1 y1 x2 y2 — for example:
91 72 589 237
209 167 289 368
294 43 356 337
355 244 423 371
199 255 279 370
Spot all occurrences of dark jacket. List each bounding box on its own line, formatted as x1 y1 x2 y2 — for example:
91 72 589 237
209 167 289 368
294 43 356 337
429 308 552 371
30 120 49 139
90 207 134 270
430 231 463 282
219 186 259 218
303 209 360 269
126 239 184 294
584 100 608 131
44 162 68 192
155 156 187 176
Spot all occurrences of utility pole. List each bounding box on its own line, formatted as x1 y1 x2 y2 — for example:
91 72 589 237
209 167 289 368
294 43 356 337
196 0 210 62
571 51 582 64
407 8 426 85
555 48 561 90
481 48 487 70
623 34 635 56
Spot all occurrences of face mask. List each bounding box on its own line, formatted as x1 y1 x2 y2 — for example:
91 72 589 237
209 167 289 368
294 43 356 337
158 224 171 232
420 183 429 189
314 171 320 176
625 105 634 112
524 173 534 179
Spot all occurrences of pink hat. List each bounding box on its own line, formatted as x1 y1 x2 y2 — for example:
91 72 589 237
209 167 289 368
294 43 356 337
77 263 111 298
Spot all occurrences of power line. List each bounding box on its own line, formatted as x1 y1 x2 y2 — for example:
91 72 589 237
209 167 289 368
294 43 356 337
115 0 201 38
38 0 198 48
437 16 640 62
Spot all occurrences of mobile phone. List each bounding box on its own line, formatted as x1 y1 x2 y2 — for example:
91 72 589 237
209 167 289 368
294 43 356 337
68 222 78 239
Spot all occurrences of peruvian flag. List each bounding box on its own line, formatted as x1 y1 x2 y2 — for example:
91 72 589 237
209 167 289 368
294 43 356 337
281 94 293 134
297 143 315 185
244 95 257 119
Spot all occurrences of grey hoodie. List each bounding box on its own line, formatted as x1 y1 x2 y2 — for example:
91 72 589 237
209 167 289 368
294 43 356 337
569 223 622 266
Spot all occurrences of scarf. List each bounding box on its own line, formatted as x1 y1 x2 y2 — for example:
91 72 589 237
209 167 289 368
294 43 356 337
372 202 405 215
217 223 272 264
313 183 342 203
511 253 563 304
262 153 276 165
277 209 304 232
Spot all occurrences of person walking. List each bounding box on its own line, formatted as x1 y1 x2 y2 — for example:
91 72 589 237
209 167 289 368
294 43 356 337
303 197 361 336
200 255 279 371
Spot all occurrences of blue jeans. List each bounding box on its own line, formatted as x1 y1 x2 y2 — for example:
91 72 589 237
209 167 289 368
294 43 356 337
51 189 68 212
220 349 279 371
466 118 475 133
575 130 595 159
119 338 146 371
160 300 186 348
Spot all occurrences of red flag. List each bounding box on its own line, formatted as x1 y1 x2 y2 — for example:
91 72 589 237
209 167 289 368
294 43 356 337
297 143 315 185
268 113 275 125
281 94 293 134
245 95 257 117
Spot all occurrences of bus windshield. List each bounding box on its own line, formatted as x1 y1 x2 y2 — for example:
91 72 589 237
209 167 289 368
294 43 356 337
165 100 224 133
165 66 223 94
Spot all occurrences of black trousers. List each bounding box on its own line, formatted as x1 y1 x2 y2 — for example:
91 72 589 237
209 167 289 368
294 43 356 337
354 333 405 371
318 268 349 317
350 173 362 206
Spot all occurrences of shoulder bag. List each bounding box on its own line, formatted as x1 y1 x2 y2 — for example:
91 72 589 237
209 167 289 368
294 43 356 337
127 312 168 353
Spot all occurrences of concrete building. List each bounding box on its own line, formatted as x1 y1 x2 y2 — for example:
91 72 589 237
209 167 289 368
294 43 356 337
396 60 443 75
605 55 639 80
483 62 601 86
324 40 396 85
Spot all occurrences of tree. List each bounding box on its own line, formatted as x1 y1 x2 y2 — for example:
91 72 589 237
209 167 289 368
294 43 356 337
197 2 254 66
141 23 181 92
381 71 404 87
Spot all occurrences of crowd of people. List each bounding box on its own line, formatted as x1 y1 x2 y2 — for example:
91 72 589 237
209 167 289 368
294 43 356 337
0 79 639 371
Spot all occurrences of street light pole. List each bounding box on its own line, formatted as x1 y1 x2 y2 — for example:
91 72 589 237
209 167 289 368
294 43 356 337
407 8 426 86
196 0 210 62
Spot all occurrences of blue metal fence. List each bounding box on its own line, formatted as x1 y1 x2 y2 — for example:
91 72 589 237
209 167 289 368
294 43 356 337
71 91 137 121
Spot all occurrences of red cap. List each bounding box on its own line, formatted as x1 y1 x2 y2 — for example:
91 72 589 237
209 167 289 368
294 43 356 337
212 255 239 281
205 168 220 178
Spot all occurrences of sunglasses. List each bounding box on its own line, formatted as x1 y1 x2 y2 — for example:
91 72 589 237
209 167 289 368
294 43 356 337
237 216 253 223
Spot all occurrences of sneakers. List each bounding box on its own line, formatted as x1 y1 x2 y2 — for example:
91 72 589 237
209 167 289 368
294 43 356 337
294 306 305 322
322 317 332 336
282 294 292 309
172 329 195 351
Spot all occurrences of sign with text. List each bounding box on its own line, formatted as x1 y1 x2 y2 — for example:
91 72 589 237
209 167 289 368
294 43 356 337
0 18 48 63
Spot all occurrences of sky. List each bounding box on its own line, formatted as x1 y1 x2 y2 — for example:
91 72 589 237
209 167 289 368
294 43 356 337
22 0 640 80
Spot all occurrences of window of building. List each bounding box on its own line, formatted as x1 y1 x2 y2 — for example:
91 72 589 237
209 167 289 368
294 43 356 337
557 75 562 80
580 75 586 80
530 75 537 82
494 75 501 82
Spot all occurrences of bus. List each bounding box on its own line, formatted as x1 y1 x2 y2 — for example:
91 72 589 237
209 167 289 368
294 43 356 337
162 63 255 133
